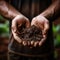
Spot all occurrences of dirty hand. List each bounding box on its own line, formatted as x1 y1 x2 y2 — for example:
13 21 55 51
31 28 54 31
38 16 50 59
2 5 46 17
11 15 30 45
31 15 49 46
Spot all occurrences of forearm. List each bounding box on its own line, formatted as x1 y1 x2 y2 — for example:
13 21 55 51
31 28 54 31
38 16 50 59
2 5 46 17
40 0 60 21
0 0 21 20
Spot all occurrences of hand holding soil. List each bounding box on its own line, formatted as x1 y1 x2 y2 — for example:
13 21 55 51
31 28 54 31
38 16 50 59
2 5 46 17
31 15 49 46
12 15 49 47
12 15 30 33
18 25 43 47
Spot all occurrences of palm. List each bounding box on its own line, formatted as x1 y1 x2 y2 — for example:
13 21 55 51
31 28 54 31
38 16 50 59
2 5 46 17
31 15 49 46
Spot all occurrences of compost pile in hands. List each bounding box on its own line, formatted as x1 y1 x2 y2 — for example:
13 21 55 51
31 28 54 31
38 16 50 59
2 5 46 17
17 25 43 41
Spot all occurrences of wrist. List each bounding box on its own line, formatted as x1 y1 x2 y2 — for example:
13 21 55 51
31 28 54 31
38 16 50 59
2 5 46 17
40 13 48 19
8 9 22 19
40 10 53 21
38 15 49 21
10 13 22 19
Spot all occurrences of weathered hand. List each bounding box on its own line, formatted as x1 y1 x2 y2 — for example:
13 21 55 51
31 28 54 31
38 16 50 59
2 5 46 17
31 15 49 46
11 15 30 45
12 15 30 33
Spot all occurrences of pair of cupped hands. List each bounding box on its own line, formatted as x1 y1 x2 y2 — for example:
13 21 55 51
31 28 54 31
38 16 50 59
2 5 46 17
12 14 49 47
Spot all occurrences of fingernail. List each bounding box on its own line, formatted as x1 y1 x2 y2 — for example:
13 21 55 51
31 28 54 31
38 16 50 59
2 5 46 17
22 41 27 46
34 41 38 47
39 41 42 46
31 41 34 46
28 41 31 46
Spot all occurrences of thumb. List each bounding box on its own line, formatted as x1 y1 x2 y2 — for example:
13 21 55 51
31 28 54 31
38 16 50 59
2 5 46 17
43 21 49 35
25 19 30 28
11 19 17 33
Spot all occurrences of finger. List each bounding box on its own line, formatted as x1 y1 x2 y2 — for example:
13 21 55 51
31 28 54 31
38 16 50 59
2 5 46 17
12 30 22 44
28 41 31 46
22 41 27 46
25 19 30 28
39 35 46 46
11 19 17 33
31 18 36 26
31 41 34 46
34 41 39 47
31 18 39 29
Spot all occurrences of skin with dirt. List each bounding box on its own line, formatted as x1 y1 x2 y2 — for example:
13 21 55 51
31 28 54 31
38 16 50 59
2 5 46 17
17 25 43 41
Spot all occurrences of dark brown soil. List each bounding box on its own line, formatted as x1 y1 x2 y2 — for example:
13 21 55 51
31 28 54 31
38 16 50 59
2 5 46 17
17 25 43 41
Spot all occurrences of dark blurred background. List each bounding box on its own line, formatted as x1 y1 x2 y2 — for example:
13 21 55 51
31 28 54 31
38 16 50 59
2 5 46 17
0 14 60 60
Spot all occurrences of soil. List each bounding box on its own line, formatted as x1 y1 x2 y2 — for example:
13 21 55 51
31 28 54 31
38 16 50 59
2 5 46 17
17 25 43 41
